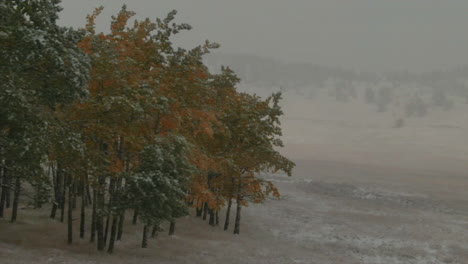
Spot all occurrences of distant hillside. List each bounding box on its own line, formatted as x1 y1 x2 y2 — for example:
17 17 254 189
204 53 357 88
204 53 468 93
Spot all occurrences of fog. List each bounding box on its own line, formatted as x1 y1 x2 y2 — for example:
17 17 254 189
58 0 468 72
6 1 464 263
58 0 468 220
57 0 468 159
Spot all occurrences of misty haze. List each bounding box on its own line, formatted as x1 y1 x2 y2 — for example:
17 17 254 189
1 1 467 264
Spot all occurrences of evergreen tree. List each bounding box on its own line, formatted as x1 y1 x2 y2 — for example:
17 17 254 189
0 0 89 221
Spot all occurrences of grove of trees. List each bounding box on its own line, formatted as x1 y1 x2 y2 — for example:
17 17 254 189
0 1 294 253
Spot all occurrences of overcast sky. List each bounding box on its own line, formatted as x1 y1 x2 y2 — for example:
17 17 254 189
58 0 468 73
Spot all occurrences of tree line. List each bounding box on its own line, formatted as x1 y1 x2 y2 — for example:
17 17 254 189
0 1 294 253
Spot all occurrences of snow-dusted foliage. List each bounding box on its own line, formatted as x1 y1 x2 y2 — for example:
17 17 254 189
0 2 294 254
125 136 194 225
0 0 90 219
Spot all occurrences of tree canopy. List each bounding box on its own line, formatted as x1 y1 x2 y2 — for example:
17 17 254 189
0 1 294 253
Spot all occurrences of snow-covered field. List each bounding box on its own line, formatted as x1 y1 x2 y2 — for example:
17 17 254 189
1 90 467 263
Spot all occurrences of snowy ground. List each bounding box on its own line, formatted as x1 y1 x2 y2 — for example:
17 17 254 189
1 91 467 263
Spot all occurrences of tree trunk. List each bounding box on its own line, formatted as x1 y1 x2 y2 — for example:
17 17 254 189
0 163 2 190
141 225 148 248
0 164 3 217
86 184 92 206
96 177 106 251
60 170 67 223
33 183 43 209
168 221 175 236
208 209 215 226
67 178 73 245
5 182 10 208
80 177 86 239
103 213 110 246
0 167 8 218
195 207 202 217
103 176 117 247
106 177 118 253
115 176 125 240
107 215 118 253
151 224 158 238
3 161 10 210
132 208 139 225
233 196 242 235
96 210 105 250
116 210 125 241
72 183 77 210
90 189 97 242
10 176 21 223
224 198 232 231
202 202 208 220
215 210 219 226
233 176 242 235
50 200 58 218
50 162 59 219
